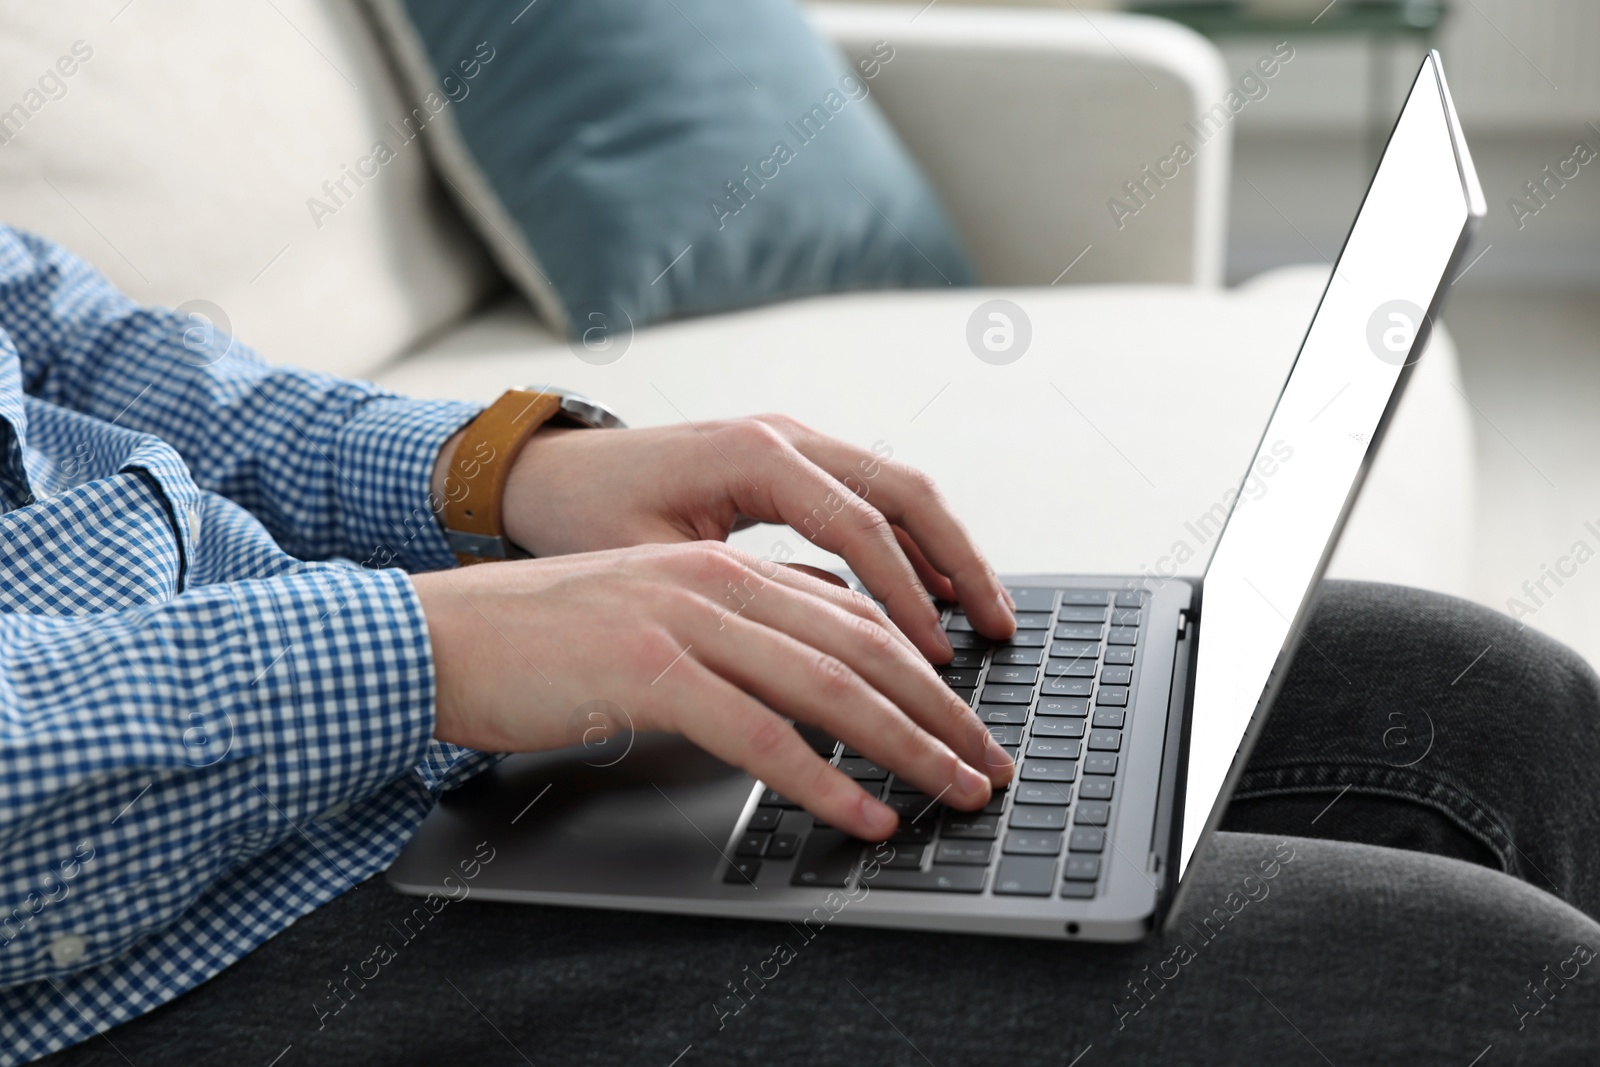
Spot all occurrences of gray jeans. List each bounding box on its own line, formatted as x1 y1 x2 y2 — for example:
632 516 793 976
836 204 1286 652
37 582 1600 1065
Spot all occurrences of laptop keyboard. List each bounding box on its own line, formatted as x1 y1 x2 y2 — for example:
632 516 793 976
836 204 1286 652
724 585 1147 902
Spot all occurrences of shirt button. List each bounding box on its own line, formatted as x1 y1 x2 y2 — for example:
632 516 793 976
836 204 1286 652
48 935 87 968
187 508 202 542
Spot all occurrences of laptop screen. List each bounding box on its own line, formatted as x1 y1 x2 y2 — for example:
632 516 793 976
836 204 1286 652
1175 55 1485 880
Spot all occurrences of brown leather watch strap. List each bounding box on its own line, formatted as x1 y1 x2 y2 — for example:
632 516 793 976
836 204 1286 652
441 389 563 566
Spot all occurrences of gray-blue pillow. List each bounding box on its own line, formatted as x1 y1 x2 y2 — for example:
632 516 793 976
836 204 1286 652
363 0 974 343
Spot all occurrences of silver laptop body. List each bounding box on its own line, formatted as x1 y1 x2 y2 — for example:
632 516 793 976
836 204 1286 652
389 53 1486 942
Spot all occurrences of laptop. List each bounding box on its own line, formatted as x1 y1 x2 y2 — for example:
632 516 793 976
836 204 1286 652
388 53 1486 942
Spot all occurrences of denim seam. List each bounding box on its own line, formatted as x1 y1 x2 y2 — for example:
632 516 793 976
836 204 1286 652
1232 760 1517 874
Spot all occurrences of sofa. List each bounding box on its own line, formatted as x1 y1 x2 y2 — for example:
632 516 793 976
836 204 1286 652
0 0 1474 596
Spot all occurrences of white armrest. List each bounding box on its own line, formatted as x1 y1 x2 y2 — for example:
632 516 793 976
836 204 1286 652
811 2 1231 286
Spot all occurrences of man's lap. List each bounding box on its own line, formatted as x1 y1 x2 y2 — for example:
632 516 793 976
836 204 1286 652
36 581 1600 1064
37 832 1600 1066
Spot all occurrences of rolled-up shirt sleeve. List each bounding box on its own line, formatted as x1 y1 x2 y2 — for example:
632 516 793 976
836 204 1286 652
0 563 434 986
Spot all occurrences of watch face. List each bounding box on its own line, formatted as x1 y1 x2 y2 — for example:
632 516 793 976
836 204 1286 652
547 390 626 430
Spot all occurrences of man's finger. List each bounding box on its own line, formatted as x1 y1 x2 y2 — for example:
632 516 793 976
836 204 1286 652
698 610 997 807
660 659 901 840
772 427 1014 640
725 439 951 662
715 572 1013 785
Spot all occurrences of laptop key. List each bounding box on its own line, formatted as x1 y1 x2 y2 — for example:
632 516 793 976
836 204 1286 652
1009 805 1068 830
725 860 760 885
737 832 770 857
1001 630 1048 648
947 631 989 649
948 649 986 669
889 822 937 844
884 794 932 819
1095 686 1129 707
950 687 976 707
1061 589 1112 605
1059 881 1097 899
1065 855 1101 881
879 843 927 870
1015 782 1073 805
1107 626 1139 646
1055 623 1104 640
1019 759 1077 783
1044 658 1096 678
1068 827 1106 852
795 723 841 756
937 668 981 688
870 866 986 893
747 807 783 832
1075 802 1111 826
1092 709 1126 728
1057 605 1107 623
1050 641 1100 659
1030 719 1085 739
994 856 1057 896
1114 590 1143 608
1078 778 1115 800
934 840 994 865
985 724 1025 746
1003 831 1063 856
1036 697 1090 717
1099 665 1133 686
980 684 1035 705
1025 738 1082 760
1088 730 1122 752
1084 755 1118 775
941 814 1000 839
945 614 974 632
1104 646 1135 666
1111 609 1142 627
837 757 890 780
760 789 800 808
987 665 1039 685
1043 678 1093 697
989 647 1042 666
766 833 801 859
791 830 862 887
1006 587 1058 612
1014 611 1052 630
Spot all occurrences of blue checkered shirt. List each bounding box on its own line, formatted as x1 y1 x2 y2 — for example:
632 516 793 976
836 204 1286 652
0 227 493 1064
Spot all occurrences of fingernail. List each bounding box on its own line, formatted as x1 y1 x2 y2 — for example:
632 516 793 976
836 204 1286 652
996 591 1016 632
954 761 989 802
932 625 953 658
860 795 897 836
984 737 1015 780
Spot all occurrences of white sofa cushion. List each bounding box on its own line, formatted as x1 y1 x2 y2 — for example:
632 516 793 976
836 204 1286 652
0 1 497 379
372 265 1475 597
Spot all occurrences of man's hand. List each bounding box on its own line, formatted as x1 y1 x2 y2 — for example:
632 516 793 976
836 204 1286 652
487 414 1015 662
421 413 1021 838
411 543 1015 841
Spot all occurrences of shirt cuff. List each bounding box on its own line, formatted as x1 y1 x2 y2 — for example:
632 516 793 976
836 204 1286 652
334 395 484 573
231 565 440 822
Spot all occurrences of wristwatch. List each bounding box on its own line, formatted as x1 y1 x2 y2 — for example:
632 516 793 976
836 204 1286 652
440 387 626 566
